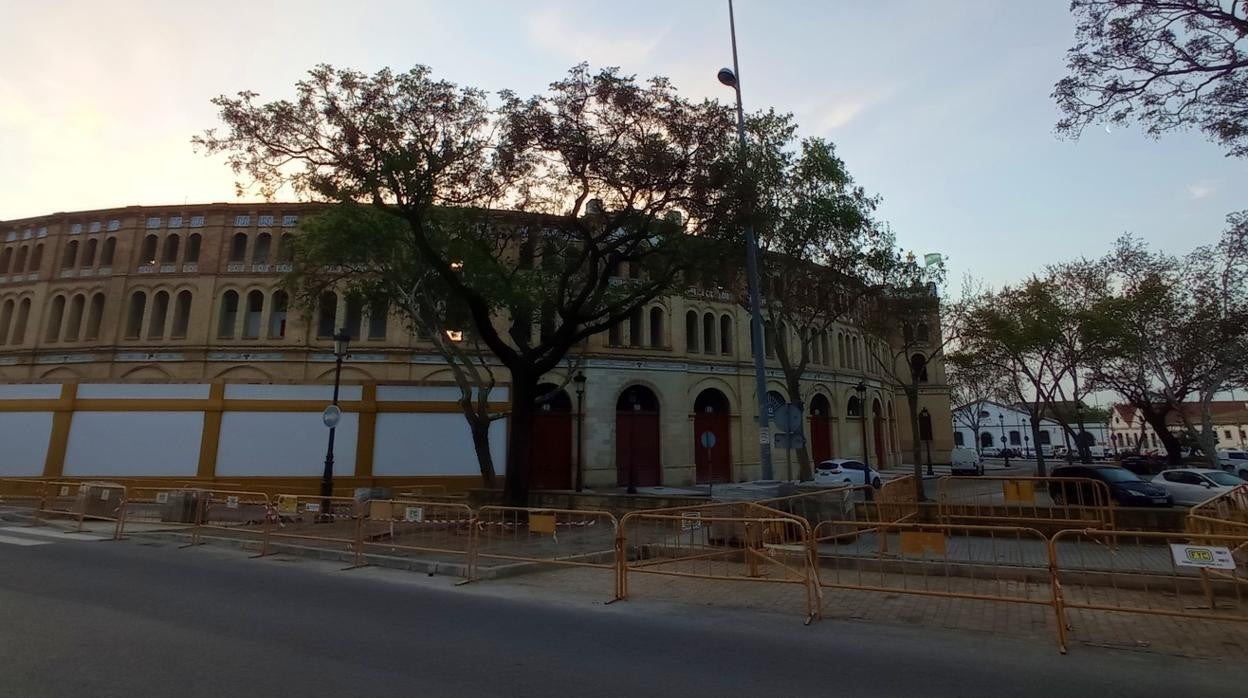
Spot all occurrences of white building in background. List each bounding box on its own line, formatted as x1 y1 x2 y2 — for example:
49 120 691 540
951 400 1111 457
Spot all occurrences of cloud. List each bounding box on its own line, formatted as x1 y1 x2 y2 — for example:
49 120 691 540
526 7 665 67
1188 180 1218 200
811 86 897 132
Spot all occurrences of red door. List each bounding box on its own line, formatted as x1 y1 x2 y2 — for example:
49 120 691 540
810 415 832 463
874 418 886 469
616 411 661 487
694 411 732 484
530 411 572 490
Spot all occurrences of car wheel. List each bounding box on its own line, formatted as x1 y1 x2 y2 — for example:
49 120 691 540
871 477 882 489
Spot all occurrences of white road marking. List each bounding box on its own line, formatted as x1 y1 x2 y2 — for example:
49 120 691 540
0 526 107 542
0 533 50 547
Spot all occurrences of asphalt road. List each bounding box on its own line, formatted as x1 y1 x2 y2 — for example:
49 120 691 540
0 526 1243 697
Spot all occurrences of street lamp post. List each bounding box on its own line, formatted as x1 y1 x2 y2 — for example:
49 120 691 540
1076 402 1090 463
719 0 773 481
321 329 351 513
574 371 587 493
998 414 1010 468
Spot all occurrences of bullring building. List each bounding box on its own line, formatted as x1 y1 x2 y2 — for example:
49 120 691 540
0 203 953 490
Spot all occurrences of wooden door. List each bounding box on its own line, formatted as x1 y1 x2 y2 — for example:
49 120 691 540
810 415 832 463
530 411 572 490
616 411 661 487
694 411 732 484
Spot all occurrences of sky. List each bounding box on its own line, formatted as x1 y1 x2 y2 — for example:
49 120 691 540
1 0 1244 289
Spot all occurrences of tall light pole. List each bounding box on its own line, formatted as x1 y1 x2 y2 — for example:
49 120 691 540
574 371 587 493
321 329 351 511
718 0 773 480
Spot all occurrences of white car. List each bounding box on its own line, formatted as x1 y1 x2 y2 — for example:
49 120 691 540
814 459 882 489
1150 468 1245 506
950 447 982 475
1218 450 1248 478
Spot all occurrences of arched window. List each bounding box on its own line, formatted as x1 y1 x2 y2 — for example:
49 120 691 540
847 396 862 417
685 310 699 352
1008 430 1020 446
1038 431 1052 446
29 244 43 272
649 307 663 348
186 234 202 263
161 235 180 264
218 290 238 338
140 234 158 264
277 233 294 262
764 322 776 359
252 233 271 264
316 292 337 338
11 298 30 344
910 353 929 383
837 333 845 367
171 291 192 339
954 432 965 446
345 296 364 340
628 307 643 347
367 299 388 340
702 312 715 354
82 238 97 267
61 240 79 269
14 246 27 272
799 327 810 363
608 319 622 346
229 233 248 262
0 247 11 273
0 299 13 344
44 295 66 342
64 294 85 341
916 322 930 342
820 331 830 366
125 292 146 339
148 291 169 338
269 291 288 338
99 238 115 267
242 290 264 338
84 293 105 341
903 322 914 343
720 314 733 355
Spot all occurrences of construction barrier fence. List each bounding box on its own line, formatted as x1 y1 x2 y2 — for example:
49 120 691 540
360 499 476 577
471 506 619 592
1188 484 1248 537
937 476 1115 530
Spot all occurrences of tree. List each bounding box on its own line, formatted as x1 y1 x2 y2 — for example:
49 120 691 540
946 351 1006 456
196 64 737 505
864 266 956 498
739 111 898 480
1054 0 1248 158
958 278 1079 476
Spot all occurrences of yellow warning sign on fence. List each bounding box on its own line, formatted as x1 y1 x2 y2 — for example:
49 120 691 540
277 496 298 515
900 531 947 556
1002 480 1036 504
529 513 557 535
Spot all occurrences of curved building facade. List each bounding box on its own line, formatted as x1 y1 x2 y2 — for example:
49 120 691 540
0 203 953 489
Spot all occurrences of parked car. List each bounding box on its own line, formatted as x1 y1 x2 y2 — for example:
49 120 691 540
814 459 882 489
1150 469 1245 506
1049 464 1173 507
950 447 982 475
1218 450 1248 478
1118 452 1166 477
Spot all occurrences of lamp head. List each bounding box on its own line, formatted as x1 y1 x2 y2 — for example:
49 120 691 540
717 67 738 89
332 329 351 357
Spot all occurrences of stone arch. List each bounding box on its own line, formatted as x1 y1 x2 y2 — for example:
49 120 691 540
808 392 834 462
616 383 662 488
38 366 82 381
687 376 740 409
531 381 573 489
693 387 732 484
121 365 173 381
212 365 275 382
312 365 372 383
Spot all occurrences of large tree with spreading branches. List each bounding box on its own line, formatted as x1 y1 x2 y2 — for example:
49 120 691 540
196 64 738 504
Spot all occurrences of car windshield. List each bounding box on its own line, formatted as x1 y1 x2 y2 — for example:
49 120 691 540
1095 468 1142 483
1205 472 1244 486
1228 453 1248 460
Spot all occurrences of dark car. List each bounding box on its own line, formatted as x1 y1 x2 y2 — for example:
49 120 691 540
1049 465 1173 507
1119 453 1166 477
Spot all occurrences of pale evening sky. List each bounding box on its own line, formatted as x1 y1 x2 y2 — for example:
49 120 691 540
1 0 1244 288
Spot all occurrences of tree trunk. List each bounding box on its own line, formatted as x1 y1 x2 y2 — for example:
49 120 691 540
503 371 539 507
906 388 925 502
468 415 497 489
1140 408 1184 465
785 373 812 481
1029 416 1047 477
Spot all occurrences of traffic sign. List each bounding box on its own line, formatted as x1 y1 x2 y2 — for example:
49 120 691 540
699 431 717 449
773 404 803 433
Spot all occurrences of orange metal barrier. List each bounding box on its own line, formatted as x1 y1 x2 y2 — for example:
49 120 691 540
0 478 48 516
115 486 204 539
876 475 919 523
262 493 363 565
811 519 1062 649
360 499 476 577
471 506 619 592
1188 484 1248 537
33 480 128 533
937 476 1115 529
756 486 866 533
1051 529 1248 653
618 502 819 622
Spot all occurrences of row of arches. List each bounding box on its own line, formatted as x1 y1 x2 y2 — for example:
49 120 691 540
217 289 289 340
0 243 45 275
138 233 202 266
123 290 194 340
44 292 108 343
60 237 119 270
608 305 667 349
0 296 32 345
226 231 294 265
526 384 896 490
685 310 734 355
